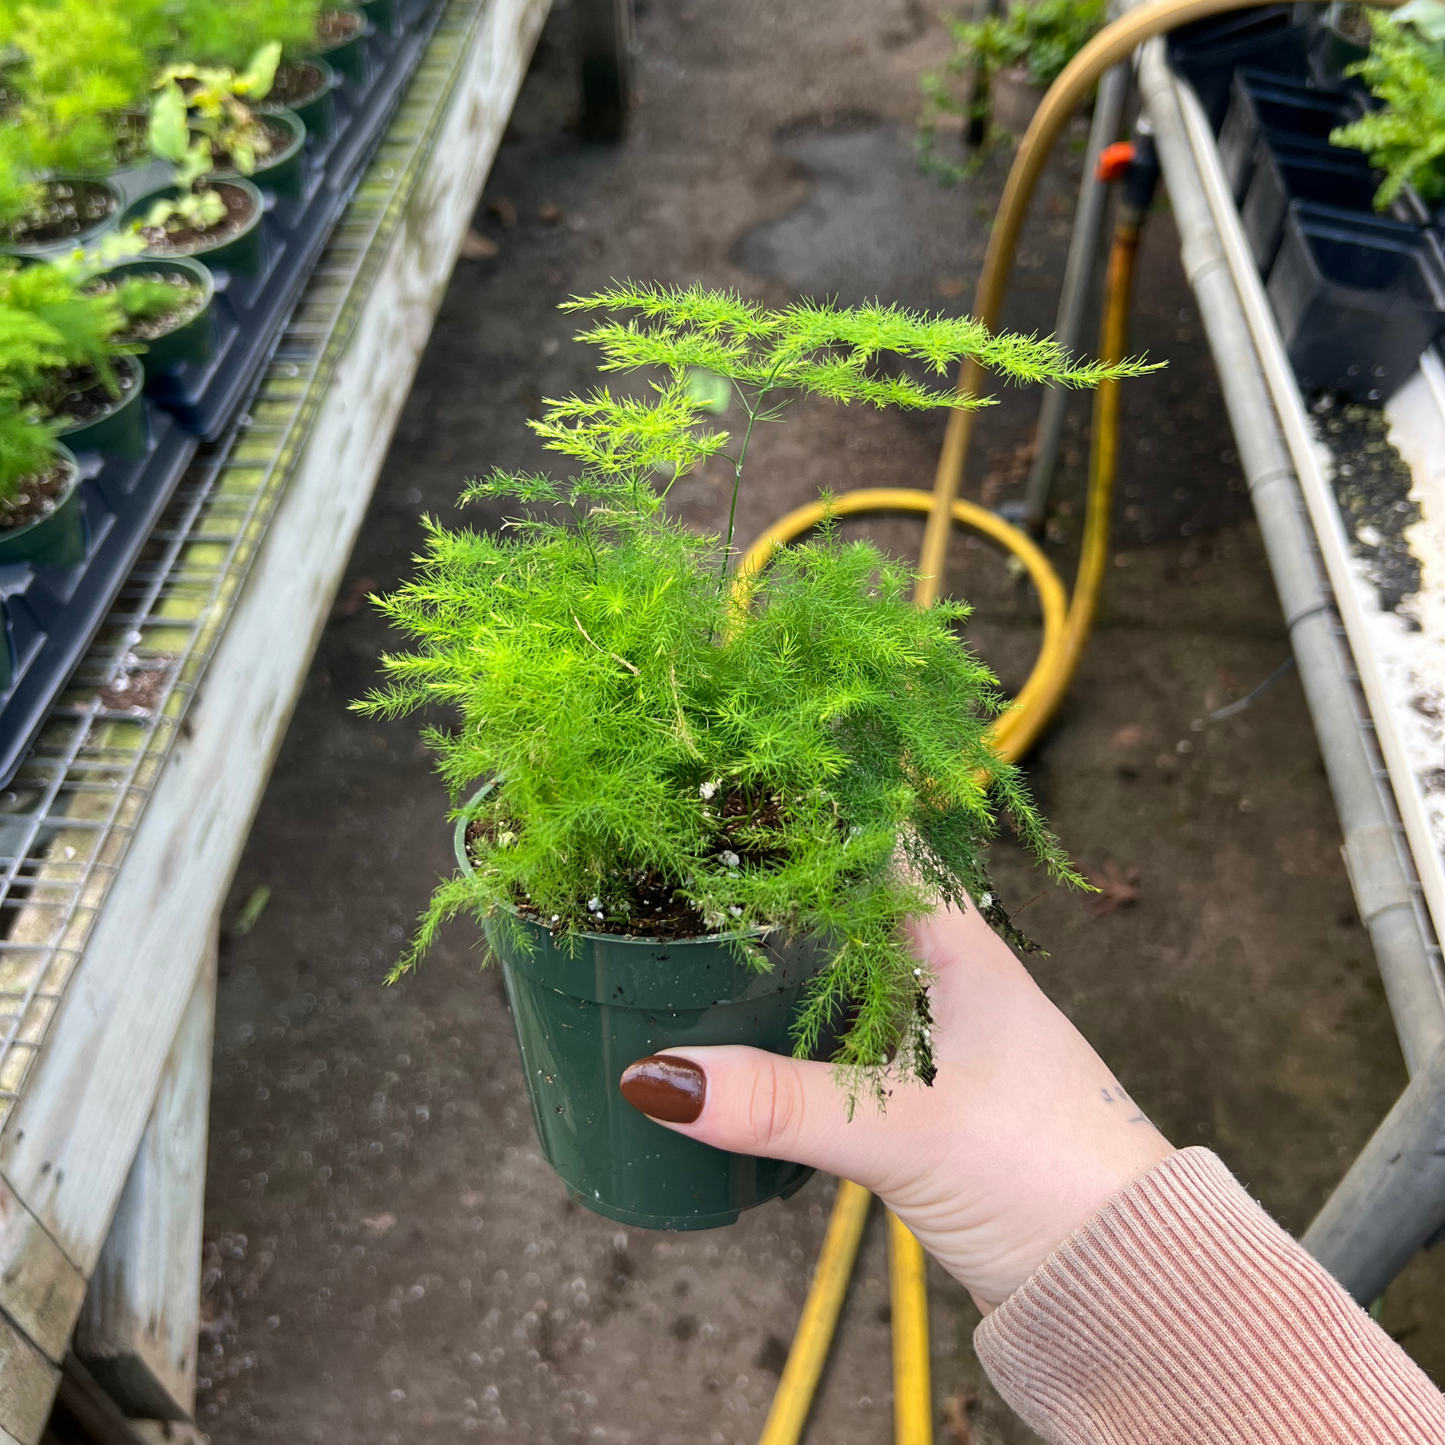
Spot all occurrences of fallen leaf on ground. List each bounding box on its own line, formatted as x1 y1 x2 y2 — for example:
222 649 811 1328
943 1390 978 1443
486 196 517 227
1084 860 1141 917
459 229 498 260
233 885 271 937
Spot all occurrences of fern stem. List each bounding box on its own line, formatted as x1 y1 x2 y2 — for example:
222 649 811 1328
719 392 762 585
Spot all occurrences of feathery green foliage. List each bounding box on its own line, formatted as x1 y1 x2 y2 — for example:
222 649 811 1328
360 286 1151 1102
1331 6 1445 207
0 252 134 498
172 0 325 68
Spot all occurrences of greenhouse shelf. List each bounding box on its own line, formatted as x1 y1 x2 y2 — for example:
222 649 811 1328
0 0 550 1435
1140 33 1445 1313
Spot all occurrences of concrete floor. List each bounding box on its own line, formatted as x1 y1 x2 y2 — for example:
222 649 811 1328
198 1 1445 1441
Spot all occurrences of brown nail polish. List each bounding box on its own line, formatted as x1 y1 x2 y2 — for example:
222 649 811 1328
619 1055 706 1123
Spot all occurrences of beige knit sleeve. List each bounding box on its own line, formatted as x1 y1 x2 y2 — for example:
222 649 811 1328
973 1147 1445 1444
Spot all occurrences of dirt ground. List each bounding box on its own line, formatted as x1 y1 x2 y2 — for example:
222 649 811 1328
197 1 1445 1441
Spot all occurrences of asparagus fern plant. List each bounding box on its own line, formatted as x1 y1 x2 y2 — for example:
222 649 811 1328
0 246 155 501
359 285 1155 1099
1331 3 1445 208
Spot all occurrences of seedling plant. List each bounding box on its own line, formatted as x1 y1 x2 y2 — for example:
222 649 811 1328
142 45 280 238
151 44 283 177
360 285 1154 1101
918 0 1104 182
0 242 164 502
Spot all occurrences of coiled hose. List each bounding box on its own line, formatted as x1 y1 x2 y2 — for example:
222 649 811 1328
748 2 1406 1441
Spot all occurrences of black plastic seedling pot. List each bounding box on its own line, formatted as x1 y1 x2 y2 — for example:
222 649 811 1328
1268 201 1445 402
1308 7 1371 91
0 177 122 262
453 793 825 1230
216 109 307 204
1167 6 1309 132
1242 142 1380 275
1218 70 1359 204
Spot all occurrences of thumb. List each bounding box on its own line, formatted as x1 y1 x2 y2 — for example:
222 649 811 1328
619 1046 895 1188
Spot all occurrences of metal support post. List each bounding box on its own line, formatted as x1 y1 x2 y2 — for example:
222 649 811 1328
1022 63 1130 531
1301 1039 1445 1305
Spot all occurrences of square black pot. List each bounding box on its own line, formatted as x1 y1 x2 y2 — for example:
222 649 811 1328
1267 201 1445 402
1218 70 1360 203
1167 7 1309 132
1242 141 1381 276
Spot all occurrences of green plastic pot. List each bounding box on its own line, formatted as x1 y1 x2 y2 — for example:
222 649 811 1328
256 58 338 145
0 443 85 570
123 178 266 278
0 177 121 262
306 7 373 87
216 109 307 204
453 787 825 1230
55 355 149 461
96 257 215 379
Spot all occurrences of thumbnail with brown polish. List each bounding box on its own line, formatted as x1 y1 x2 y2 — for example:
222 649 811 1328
619 1054 706 1123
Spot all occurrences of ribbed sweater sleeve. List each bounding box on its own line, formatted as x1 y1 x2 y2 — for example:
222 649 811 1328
973 1147 1445 1444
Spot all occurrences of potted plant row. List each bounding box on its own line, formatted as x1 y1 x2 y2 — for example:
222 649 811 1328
1201 4 1445 402
0 1 382 264
0 0 435 444
358 284 1156 1229
0 0 441 774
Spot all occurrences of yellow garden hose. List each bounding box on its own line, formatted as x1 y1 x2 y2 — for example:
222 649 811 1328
888 1213 934 1445
750 3 1409 1441
757 1181 874 1445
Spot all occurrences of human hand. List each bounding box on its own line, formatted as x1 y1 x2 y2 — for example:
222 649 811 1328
619 900 1174 1311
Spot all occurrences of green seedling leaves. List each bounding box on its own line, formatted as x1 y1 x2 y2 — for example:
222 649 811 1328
147 81 192 164
237 41 283 100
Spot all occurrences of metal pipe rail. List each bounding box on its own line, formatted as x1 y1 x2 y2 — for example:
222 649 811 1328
1138 37 1445 1301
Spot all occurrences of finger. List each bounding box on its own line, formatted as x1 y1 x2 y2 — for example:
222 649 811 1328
619 1045 903 1188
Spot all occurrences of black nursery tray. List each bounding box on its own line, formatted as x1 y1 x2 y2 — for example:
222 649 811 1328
0 0 448 784
1166 5 1309 133
0 407 197 786
145 0 447 441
